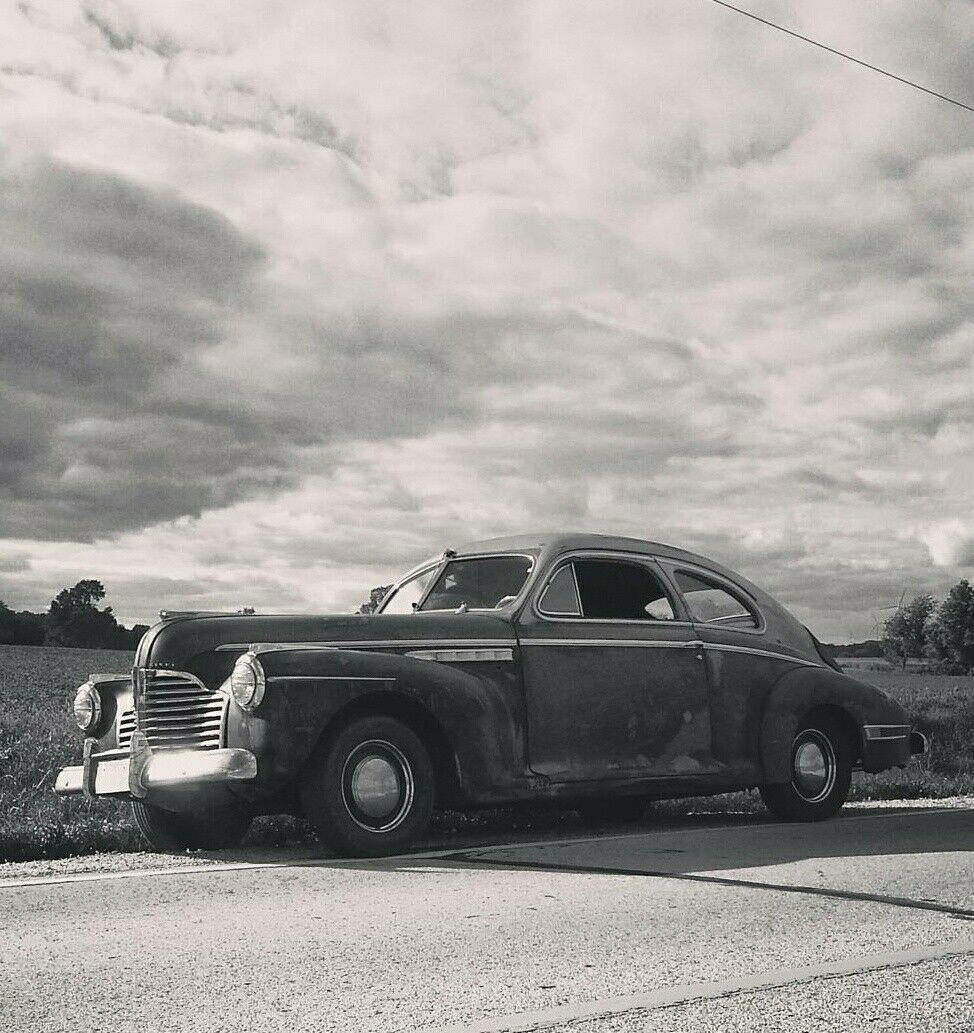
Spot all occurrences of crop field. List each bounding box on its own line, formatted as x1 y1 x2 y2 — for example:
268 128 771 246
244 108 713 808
1 644 972 863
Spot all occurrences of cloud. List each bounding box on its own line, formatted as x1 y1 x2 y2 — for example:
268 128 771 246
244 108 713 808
921 521 974 567
0 1 972 638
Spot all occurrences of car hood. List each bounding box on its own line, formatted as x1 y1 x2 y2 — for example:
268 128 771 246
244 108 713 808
137 610 517 669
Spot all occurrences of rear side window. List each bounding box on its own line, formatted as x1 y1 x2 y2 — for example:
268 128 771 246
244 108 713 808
674 570 758 629
569 560 675 621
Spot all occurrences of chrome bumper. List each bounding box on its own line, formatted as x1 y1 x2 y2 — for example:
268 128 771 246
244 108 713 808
54 737 257 798
910 731 928 756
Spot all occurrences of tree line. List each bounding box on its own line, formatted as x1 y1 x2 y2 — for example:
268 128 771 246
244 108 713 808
881 578 974 673
0 580 148 650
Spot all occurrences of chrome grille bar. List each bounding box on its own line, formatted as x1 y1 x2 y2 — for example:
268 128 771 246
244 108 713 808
121 669 228 752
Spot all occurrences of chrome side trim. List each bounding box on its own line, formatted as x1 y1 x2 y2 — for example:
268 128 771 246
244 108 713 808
702 642 820 668
405 648 514 663
519 638 692 649
517 638 820 667
218 639 516 653
863 724 911 741
265 675 394 683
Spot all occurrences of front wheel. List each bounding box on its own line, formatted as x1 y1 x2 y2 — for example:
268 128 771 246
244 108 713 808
131 801 252 851
301 715 435 857
760 715 852 822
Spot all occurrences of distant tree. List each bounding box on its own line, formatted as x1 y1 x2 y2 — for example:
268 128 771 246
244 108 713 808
115 624 150 650
822 639 883 659
925 580 974 674
45 579 121 649
358 585 392 615
0 600 45 645
881 594 935 670
237 607 256 615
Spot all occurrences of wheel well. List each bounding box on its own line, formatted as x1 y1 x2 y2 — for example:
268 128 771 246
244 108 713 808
800 704 861 763
324 692 462 807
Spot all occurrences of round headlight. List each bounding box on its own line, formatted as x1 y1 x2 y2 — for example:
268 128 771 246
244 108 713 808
73 681 102 733
230 654 265 711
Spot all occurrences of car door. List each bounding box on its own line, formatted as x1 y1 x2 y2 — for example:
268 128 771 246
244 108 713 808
659 562 793 779
516 552 716 782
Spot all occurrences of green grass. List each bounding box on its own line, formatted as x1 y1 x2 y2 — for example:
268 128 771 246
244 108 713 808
0 645 142 862
1 645 971 863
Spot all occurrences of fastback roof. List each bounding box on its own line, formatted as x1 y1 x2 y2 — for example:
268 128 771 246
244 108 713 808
456 531 712 567
451 531 772 604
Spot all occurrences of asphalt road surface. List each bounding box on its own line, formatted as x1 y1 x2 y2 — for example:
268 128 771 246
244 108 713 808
2 806 972 1032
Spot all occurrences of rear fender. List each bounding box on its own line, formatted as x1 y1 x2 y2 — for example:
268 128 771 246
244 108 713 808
760 667 907 783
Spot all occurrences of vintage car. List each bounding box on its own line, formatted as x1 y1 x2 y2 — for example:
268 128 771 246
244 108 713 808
55 532 926 856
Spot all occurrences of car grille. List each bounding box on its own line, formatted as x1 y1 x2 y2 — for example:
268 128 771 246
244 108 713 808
118 670 227 751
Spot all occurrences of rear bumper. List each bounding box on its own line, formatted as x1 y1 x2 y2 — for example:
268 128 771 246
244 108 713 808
860 724 927 772
54 737 257 799
910 730 928 756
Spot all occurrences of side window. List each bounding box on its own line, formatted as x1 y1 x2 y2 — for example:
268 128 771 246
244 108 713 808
538 565 581 616
572 560 675 621
674 570 758 629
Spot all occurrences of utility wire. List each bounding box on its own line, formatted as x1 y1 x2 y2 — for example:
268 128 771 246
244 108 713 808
707 0 974 114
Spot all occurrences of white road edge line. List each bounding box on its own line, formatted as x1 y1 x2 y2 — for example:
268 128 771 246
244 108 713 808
2 806 967 890
426 939 974 1033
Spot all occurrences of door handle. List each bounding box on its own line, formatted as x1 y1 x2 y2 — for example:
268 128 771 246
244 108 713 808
686 640 705 661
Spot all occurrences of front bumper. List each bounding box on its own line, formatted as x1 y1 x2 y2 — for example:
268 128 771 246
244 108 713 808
54 735 257 799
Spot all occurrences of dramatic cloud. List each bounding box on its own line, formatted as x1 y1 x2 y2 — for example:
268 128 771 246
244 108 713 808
0 0 972 637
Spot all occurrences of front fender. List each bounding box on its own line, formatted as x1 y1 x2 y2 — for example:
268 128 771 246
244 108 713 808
760 667 909 783
225 645 527 802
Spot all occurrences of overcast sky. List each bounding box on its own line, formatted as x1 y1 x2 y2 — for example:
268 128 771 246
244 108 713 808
1 1 972 640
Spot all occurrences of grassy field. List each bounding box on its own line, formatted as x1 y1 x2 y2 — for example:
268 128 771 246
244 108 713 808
1 644 971 863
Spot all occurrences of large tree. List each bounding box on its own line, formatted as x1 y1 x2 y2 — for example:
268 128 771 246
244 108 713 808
45 579 122 649
925 579 974 674
881 594 935 670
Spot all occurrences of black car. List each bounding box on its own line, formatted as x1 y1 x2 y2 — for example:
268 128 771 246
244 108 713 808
56 533 925 856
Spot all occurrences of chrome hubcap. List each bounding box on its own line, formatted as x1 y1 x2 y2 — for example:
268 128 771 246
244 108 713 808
791 730 836 803
351 757 401 819
341 740 414 833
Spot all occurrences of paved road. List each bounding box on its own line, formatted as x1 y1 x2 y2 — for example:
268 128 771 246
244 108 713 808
1 807 971 1032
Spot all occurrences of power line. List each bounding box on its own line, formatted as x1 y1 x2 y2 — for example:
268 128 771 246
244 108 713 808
707 0 974 114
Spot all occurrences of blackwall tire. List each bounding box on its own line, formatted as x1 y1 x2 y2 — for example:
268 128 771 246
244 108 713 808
301 715 435 858
131 801 252 851
759 715 852 822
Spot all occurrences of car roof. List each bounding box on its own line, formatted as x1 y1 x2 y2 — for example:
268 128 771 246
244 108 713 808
455 531 720 569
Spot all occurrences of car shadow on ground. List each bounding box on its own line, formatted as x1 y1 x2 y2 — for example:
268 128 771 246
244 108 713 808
204 801 973 879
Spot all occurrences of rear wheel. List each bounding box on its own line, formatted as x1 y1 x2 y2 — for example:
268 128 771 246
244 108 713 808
131 801 252 851
301 715 435 857
760 715 852 822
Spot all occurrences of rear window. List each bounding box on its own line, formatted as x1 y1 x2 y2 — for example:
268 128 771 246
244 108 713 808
673 570 759 629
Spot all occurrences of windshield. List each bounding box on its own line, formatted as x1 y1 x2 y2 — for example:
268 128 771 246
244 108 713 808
419 555 534 611
379 567 437 615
